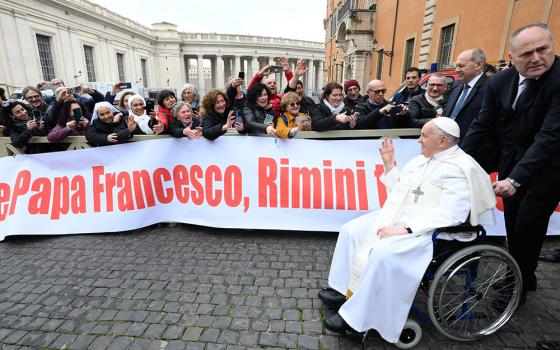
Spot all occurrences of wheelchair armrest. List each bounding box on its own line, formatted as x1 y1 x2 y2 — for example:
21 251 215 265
432 223 486 243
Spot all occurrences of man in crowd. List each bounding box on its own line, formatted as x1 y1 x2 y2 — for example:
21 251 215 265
462 23 560 312
444 48 488 139
355 79 409 129
319 118 496 343
392 67 425 105
343 79 365 110
408 74 447 128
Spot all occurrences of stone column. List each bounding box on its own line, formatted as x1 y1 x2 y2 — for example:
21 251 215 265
307 60 315 91
216 55 225 89
234 55 241 74
251 56 259 80
317 61 324 89
197 55 205 92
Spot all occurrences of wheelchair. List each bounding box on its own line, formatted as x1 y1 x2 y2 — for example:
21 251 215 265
392 224 523 349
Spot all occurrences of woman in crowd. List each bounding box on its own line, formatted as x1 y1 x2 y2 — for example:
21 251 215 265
156 89 177 130
127 94 164 135
179 84 200 112
118 91 136 112
86 101 136 146
243 83 276 136
168 101 202 140
47 100 90 143
0 99 46 150
201 89 244 140
276 92 312 138
311 82 357 131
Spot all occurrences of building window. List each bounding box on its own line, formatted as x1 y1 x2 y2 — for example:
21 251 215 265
116 53 126 82
330 13 337 38
36 34 55 81
376 50 384 79
403 38 415 80
438 24 455 68
141 58 148 88
83 45 96 82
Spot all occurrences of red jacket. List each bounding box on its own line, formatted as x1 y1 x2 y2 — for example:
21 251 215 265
157 105 173 129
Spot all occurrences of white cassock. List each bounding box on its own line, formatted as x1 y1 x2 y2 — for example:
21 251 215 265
328 145 496 343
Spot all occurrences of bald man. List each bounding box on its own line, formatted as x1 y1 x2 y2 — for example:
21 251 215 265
463 23 560 305
355 79 409 129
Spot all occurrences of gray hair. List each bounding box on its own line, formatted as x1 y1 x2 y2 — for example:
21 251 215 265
429 73 446 80
172 101 192 119
180 83 199 100
469 49 487 64
509 23 555 50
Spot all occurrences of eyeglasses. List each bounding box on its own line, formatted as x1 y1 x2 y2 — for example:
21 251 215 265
427 83 446 88
289 102 300 107
368 89 387 95
25 95 42 101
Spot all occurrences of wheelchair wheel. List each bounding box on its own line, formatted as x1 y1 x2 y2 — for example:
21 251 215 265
427 244 522 341
395 319 422 349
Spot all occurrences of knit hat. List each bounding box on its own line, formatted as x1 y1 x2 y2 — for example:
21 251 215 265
343 79 360 93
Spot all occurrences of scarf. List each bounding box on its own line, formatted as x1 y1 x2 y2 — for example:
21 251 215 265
323 99 345 115
424 92 444 116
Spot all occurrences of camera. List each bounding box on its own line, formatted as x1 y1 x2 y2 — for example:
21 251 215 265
390 102 402 115
119 82 132 89
270 66 283 74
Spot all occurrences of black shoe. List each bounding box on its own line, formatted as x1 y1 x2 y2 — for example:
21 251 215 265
539 249 560 263
318 288 346 310
324 313 347 334
537 340 560 350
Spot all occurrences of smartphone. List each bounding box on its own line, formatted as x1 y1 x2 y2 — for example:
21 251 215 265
270 66 283 74
263 114 274 125
145 100 155 114
346 108 355 116
295 116 300 125
235 110 243 124
238 71 245 80
72 107 82 123
72 86 82 94
119 82 132 89
32 110 42 123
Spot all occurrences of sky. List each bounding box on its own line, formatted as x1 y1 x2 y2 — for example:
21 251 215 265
90 0 327 43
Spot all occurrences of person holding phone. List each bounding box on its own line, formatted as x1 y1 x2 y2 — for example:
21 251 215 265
247 57 294 116
226 75 247 117
276 92 312 138
201 89 244 140
168 101 202 140
243 83 277 136
0 99 47 151
311 82 358 131
126 94 162 135
47 100 90 143
86 102 136 146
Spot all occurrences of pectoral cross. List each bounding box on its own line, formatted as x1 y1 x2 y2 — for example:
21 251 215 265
412 186 424 203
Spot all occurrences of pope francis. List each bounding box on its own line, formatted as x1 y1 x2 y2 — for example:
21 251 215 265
320 118 497 343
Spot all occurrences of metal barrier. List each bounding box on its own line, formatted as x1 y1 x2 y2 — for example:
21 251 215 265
0 129 421 157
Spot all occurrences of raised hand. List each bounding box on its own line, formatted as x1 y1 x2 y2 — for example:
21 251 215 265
295 59 308 77
379 137 395 171
277 57 289 71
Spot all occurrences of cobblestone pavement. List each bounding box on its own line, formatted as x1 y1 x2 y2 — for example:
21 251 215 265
0 225 558 350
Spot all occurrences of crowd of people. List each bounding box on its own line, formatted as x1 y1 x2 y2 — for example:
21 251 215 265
0 50 500 153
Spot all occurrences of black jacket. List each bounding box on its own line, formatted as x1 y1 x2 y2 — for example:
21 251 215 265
392 87 425 105
202 111 228 140
408 94 446 128
86 118 131 146
243 104 274 134
462 56 560 184
283 86 316 114
9 119 47 149
168 118 201 138
311 102 374 131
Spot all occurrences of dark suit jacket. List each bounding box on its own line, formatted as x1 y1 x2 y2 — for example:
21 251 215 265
462 56 560 185
444 74 488 140
408 93 446 128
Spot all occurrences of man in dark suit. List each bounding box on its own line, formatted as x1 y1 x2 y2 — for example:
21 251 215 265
408 74 447 128
444 49 488 140
462 23 560 305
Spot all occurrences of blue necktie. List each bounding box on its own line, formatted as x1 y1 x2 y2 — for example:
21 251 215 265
450 84 471 119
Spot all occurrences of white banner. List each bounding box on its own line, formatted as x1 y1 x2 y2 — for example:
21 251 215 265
0 137 558 240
